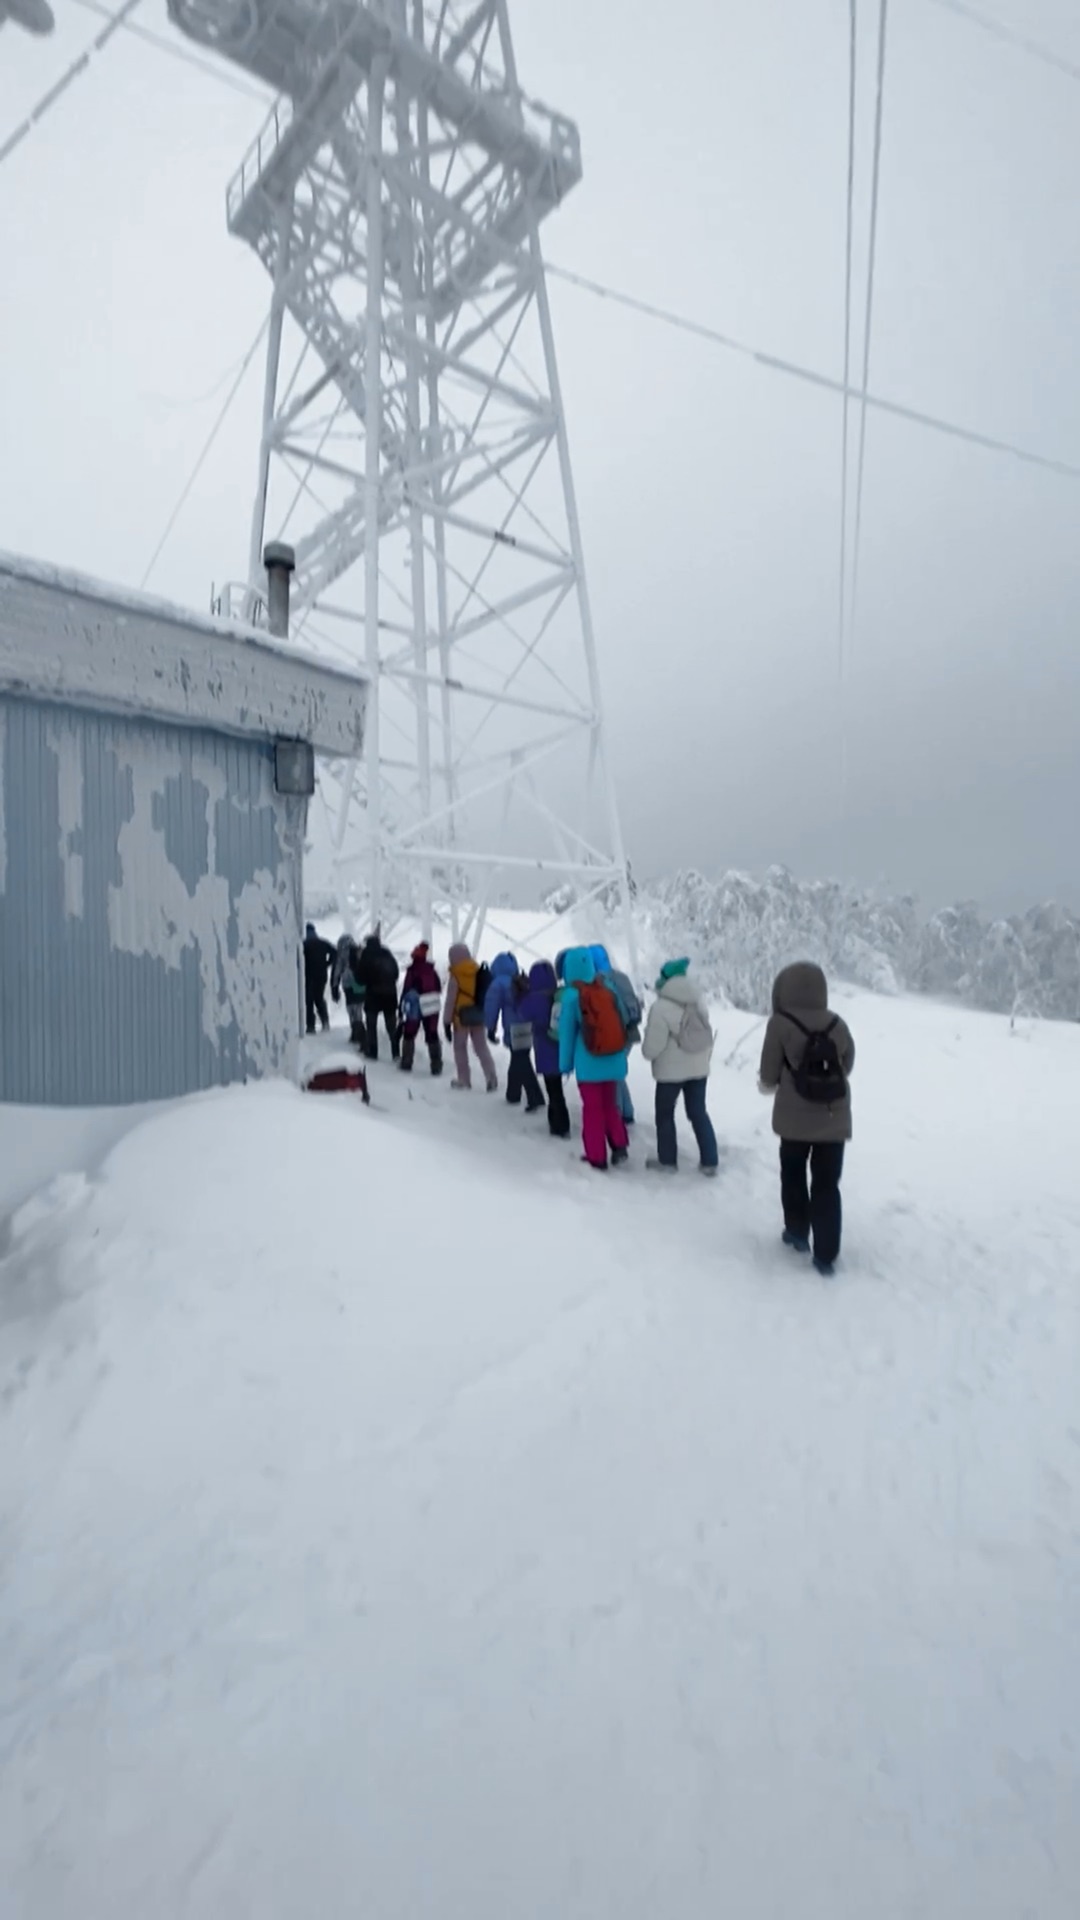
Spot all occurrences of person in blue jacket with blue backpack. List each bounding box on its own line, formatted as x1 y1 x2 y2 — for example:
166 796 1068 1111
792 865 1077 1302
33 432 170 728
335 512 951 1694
518 959 570 1137
484 952 545 1112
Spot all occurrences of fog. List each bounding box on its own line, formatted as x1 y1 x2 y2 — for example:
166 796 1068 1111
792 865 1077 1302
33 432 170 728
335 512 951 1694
2 0 1078 912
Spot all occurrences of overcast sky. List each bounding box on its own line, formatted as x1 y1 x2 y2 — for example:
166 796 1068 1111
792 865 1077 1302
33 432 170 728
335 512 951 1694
2 0 1079 913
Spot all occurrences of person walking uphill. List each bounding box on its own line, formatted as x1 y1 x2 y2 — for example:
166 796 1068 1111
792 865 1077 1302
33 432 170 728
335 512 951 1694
484 954 545 1113
481 953 520 1055
399 942 443 1076
518 959 570 1137
356 930 400 1061
758 961 855 1276
641 958 719 1175
443 944 498 1092
303 923 337 1035
558 948 630 1170
591 943 642 1127
331 934 366 1048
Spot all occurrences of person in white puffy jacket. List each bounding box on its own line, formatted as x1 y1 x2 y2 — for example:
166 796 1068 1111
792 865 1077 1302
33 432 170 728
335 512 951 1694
641 958 719 1176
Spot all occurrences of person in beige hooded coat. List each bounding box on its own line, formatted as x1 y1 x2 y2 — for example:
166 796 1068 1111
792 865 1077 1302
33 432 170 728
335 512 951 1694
641 959 719 1174
759 961 855 1273
442 944 498 1091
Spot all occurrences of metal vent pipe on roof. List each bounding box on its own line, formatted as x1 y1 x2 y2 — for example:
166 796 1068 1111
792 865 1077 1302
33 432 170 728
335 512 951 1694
263 541 296 638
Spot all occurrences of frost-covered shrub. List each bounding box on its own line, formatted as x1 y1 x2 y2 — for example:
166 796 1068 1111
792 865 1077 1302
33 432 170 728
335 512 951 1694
913 902 985 1000
1017 904 1080 1021
625 868 1080 1023
542 883 578 915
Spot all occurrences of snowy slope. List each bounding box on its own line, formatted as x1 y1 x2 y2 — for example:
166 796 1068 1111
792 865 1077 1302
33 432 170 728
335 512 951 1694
2 989 1079 1918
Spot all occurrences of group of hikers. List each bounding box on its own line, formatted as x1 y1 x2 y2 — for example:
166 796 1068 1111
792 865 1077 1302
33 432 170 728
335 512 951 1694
303 925 856 1275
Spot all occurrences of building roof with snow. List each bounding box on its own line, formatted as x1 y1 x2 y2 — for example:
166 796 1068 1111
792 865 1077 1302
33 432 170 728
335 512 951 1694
0 550 367 755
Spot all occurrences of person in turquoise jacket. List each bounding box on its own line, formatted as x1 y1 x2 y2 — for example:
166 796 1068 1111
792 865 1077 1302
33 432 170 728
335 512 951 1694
589 942 638 1127
558 948 630 1170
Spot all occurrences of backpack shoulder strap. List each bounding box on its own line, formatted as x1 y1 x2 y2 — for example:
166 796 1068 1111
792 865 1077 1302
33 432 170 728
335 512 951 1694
784 1012 839 1038
779 1010 811 1078
782 1011 838 1060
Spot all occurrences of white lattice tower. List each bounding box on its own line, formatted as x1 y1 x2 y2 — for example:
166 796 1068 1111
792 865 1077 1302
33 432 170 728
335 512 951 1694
167 0 634 957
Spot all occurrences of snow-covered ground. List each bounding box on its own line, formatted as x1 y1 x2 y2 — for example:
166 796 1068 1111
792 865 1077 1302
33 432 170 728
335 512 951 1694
2 976 1079 1917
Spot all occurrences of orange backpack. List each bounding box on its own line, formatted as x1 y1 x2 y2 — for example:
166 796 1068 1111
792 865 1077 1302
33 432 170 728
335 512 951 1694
577 980 627 1057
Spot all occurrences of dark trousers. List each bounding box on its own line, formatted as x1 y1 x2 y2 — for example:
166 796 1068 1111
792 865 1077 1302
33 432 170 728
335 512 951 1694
779 1142 845 1266
507 1048 544 1109
305 987 329 1033
401 1016 442 1074
544 1073 570 1137
655 1078 718 1169
364 995 400 1061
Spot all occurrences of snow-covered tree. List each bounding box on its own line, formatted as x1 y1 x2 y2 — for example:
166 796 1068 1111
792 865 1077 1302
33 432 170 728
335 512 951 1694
626 870 1079 1023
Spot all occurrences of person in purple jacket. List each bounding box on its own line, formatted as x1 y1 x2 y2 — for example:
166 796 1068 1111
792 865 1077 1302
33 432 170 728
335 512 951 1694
518 959 570 1138
485 957 546 1113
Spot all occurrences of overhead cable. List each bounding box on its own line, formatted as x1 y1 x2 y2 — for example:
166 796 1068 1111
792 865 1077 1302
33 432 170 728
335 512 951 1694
925 0 1080 84
0 0 143 168
837 0 858 680
69 0 274 103
849 0 890 640
545 262 1080 484
140 317 269 590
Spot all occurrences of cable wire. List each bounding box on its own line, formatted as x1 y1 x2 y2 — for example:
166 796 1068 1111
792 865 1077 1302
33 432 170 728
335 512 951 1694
849 0 889 640
925 0 1080 84
0 0 143 168
837 0 858 681
69 0 274 103
140 317 269 591
836 0 860 842
545 262 1080 484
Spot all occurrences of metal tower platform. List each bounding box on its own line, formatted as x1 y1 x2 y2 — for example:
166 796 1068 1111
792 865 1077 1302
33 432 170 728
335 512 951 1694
168 0 633 954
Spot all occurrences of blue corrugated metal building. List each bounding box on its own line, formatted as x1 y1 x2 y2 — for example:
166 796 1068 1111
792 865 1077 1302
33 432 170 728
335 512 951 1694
0 552 367 1107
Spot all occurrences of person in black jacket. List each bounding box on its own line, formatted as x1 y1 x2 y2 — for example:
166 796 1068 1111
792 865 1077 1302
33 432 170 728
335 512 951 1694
303 922 337 1034
356 930 401 1061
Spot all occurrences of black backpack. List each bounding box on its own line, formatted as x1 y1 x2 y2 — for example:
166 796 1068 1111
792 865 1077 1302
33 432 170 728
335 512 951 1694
473 961 493 1012
370 945 399 996
786 1014 847 1106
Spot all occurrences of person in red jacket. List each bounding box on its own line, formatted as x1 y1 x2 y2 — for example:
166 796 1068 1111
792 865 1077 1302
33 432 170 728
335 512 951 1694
399 942 444 1076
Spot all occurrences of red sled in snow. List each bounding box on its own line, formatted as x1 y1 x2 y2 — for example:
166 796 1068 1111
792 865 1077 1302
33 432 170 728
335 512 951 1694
304 1062 370 1104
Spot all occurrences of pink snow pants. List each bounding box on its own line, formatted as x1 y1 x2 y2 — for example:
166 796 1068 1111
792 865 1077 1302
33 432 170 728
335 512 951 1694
453 1026 498 1089
580 1080 629 1168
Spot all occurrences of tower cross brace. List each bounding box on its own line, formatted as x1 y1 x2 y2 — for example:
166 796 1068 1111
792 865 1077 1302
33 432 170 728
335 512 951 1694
169 0 636 963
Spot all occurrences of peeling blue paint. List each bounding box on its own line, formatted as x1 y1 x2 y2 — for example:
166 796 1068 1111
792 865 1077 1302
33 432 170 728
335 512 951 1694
1 696 304 1107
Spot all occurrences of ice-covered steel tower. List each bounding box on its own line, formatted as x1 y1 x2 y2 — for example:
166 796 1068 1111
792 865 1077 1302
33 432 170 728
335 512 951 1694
167 0 632 947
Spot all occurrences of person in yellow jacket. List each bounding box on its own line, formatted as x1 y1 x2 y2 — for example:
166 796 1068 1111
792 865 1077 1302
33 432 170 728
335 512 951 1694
443 943 499 1091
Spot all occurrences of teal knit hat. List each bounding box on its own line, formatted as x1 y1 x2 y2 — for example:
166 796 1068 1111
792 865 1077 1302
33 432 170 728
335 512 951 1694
655 957 690 990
